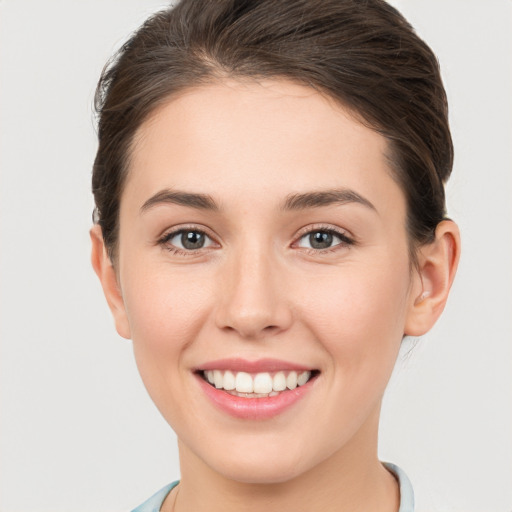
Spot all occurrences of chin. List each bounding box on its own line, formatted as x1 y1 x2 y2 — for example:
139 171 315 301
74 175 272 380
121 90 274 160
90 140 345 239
214 458 306 485
199 438 324 485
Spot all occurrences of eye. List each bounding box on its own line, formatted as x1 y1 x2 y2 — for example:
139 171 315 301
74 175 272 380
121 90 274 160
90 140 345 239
160 228 215 252
296 228 353 251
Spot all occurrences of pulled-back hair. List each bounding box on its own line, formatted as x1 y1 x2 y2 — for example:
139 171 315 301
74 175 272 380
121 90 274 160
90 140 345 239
92 0 452 261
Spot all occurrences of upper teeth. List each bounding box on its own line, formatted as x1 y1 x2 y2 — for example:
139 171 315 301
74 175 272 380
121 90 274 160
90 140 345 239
204 370 312 394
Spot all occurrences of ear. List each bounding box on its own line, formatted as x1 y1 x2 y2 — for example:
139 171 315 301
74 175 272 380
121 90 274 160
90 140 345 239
90 225 131 339
404 220 461 336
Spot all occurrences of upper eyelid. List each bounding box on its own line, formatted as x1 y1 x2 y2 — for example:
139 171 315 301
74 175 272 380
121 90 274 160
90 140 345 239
160 224 216 241
294 224 353 241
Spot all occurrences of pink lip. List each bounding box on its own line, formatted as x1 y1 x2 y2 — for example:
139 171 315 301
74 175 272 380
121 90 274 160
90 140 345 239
197 358 314 373
194 361 318 420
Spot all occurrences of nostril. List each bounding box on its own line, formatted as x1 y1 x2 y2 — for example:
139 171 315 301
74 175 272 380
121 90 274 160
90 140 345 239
219 320 285 340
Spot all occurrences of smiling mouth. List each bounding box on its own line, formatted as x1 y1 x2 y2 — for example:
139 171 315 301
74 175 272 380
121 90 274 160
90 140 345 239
199 369 320 398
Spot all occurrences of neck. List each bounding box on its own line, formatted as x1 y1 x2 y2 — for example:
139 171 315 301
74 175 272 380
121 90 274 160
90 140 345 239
166 409 400 512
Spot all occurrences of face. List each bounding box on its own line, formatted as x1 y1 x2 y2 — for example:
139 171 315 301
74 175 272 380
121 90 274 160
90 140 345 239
111 80 420 483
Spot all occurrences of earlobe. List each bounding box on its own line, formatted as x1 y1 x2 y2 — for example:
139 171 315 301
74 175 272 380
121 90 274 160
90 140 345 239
404 220 461 336
90 225 131 339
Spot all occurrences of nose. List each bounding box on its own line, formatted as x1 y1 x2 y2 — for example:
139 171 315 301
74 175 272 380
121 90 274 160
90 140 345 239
214 244 293 340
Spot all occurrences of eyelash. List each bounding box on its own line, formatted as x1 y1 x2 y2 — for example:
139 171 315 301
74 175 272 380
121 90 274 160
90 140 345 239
294 225 355 255
157 224 355 257
157 225 216 257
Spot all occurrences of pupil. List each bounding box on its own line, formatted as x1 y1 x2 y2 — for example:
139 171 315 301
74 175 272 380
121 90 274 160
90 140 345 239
310 231 332 249
181 231 205 249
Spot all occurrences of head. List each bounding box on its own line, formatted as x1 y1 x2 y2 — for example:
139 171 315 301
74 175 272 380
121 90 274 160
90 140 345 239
91 0 459 484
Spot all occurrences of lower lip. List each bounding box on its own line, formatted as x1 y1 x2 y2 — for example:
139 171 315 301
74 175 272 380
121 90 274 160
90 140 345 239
195 374 317 420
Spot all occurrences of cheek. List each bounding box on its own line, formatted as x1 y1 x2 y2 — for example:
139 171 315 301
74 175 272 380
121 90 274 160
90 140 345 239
122 261 209 343
293 259 411 434
121 263 217 423
120 259 216 392
297 257 411 367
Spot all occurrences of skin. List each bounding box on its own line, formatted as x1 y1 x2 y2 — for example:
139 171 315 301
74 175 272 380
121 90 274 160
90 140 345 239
91 79 460 512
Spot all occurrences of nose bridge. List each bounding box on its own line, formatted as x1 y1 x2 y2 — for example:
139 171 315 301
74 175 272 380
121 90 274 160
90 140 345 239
215 237 292 339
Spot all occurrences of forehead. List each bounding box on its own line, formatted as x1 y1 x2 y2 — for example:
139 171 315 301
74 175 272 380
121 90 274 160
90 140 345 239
124 79 404 215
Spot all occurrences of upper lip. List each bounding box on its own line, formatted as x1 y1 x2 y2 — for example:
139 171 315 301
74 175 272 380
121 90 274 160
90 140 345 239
196 358 316 373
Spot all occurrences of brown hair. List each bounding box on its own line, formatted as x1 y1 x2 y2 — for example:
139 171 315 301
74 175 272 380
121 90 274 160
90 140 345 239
92 0 453 261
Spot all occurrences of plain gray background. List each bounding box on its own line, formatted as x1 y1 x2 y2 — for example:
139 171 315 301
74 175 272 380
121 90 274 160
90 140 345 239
1 1 511 511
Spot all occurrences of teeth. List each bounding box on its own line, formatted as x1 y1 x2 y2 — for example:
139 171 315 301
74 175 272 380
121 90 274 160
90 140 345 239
273 372 287 391
297 370 311 386
223 370 235 390
253 373 273 394
235 372 253 393
286 371 297 390
203 369 313 394
214 370 223 389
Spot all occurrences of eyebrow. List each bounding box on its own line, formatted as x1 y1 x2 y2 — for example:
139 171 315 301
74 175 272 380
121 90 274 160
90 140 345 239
140 190 220 213
281 188 377 213
140 187 376 214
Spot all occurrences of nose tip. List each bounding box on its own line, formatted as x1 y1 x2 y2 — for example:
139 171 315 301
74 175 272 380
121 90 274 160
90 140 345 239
214 255 293 340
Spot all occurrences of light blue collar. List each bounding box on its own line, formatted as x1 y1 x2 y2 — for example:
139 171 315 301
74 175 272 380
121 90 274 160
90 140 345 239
131 481 178 512
383 462 415 512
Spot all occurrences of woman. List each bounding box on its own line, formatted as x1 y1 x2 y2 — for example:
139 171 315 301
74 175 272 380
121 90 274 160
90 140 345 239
90 1 460 510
